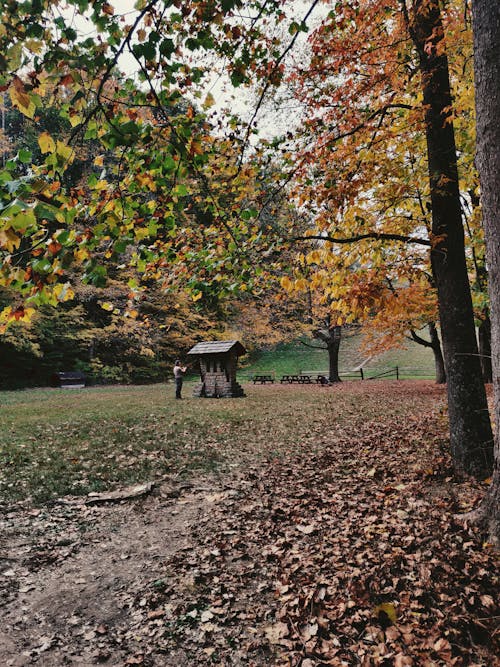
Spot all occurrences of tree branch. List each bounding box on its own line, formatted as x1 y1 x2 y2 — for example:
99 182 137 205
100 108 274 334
238 0 323 167
293 232 431 247
69 0 161 143
300 340 327 350
409 329 433 348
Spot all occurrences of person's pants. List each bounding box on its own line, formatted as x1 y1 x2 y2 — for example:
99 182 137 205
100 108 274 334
175 378 183 399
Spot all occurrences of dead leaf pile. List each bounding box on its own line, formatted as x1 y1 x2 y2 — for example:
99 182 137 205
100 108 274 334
120 412 498 665
0 383 498 666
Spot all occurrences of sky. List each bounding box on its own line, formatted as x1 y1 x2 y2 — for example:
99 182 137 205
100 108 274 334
59 0 327 141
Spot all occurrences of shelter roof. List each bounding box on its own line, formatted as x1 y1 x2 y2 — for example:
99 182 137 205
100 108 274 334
187 340 246 356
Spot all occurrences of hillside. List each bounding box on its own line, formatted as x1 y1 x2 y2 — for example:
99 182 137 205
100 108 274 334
242 333 436 380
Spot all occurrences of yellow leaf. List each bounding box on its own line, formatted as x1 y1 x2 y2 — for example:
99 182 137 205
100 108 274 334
9 86 36 119
25 39 44 54
74 248 89 262
280 276 292 292
0 306 12 323
307 249 321 265
55 141 74 163
192 291 203 302
136 173 157 191
203 92 216 109
68 113 83 128
134 227 150 241
100 302 114 311
373 603 397 623
38 132 56 154
0 228 21 252
1 306 35 323
53 282 75 302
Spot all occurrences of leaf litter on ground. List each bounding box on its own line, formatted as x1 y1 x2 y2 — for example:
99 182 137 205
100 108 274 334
0 381 498 666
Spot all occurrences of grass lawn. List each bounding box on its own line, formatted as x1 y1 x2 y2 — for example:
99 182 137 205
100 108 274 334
1 380 441 506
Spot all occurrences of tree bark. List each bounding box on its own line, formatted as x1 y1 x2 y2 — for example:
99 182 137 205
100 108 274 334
410 322 446 384
472 0 500 540
313 324 342 383
429 322 446 384
327 326 342 383
478 314 493 383
410 0 493 478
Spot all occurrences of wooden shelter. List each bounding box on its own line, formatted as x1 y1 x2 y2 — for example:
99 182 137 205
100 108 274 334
187 340 246 398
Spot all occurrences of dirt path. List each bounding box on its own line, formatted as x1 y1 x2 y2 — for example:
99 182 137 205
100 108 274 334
0 478 222 666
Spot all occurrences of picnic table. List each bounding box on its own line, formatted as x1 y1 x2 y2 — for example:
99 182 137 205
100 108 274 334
253 374 275 384
280 373 329 385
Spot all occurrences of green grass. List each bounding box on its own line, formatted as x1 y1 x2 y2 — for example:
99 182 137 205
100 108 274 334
0 381 443 506
241 334 435 379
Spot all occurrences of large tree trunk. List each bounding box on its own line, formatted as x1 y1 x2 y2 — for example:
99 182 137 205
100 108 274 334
472 0 500 540
313 324 342 383
411 0 493 478
478 313 493 383
327 326 342 383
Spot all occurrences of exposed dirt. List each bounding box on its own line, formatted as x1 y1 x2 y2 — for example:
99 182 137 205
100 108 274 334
0 478 214 665
0 383 499 666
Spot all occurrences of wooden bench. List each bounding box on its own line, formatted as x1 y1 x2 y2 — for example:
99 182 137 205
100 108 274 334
253 374 275 384
50 371 86 388
298 371 330 384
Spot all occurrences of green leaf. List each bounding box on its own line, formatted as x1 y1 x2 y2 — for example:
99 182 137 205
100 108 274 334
11 208 37 230
159 38 175 58
18 149 32 164
173 183 188 197
32 258 53 274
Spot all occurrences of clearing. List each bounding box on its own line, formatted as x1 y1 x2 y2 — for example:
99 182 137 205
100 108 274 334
0 382 498 666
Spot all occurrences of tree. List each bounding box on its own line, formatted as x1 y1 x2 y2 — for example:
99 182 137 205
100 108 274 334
471 0 500 539
410 0 492 478
282 0 492 477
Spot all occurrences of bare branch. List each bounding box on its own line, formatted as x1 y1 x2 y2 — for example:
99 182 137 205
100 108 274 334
300 340 327 350
238 0 323 167
409 329 433 348
293 232 431 247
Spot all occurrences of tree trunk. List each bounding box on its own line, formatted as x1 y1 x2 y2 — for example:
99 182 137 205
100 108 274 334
472 0 500 539
429 322 446 384
313 324 342 382
478 314 493 383
411 0 493 478
327 326 342 383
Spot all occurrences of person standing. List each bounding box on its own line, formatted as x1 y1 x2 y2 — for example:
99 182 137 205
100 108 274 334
173 360 187 399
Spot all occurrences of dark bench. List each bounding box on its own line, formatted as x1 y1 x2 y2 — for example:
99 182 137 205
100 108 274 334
50 371 86 388
253 374 275 384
